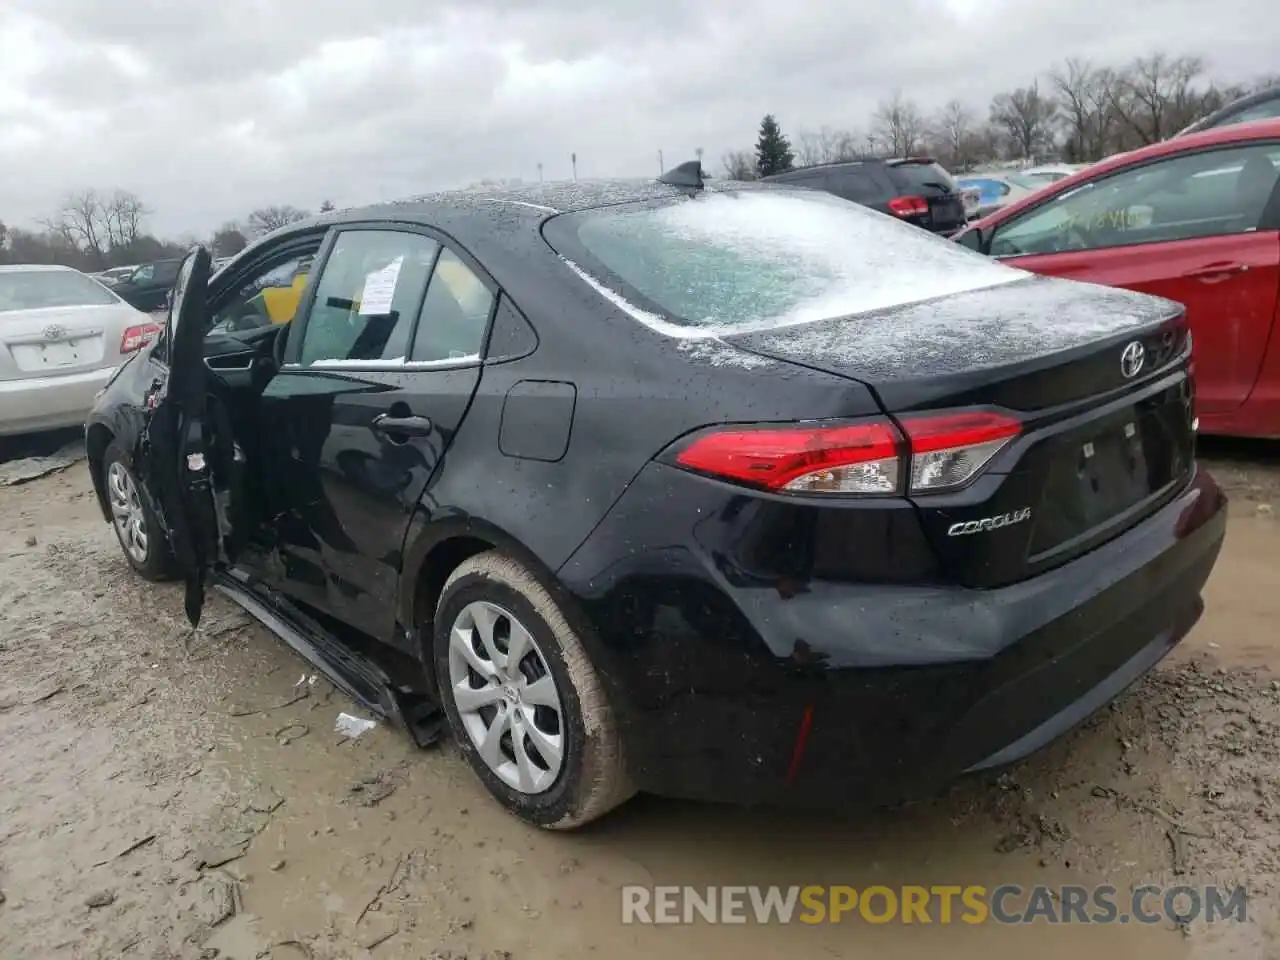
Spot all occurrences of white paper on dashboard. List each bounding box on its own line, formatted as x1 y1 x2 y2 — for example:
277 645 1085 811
358 256 404 315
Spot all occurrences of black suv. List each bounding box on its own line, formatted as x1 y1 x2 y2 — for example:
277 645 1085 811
111 258 184 312
763 158 968 235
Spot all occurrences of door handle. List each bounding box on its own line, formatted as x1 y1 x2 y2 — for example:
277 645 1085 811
1185 262 1249 281
371 413 433 438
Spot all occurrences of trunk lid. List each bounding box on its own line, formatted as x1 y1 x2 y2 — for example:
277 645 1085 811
0 304 139 382
886 159 967 233
724 275 1196 588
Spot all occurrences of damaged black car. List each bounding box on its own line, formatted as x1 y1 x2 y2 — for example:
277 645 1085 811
85 165 1227 828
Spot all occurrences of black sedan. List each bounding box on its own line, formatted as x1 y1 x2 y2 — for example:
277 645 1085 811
85 163 1226 828
111 257 184 312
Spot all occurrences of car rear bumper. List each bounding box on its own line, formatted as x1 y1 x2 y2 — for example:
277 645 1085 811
557 463 1227 808
0 365 117 436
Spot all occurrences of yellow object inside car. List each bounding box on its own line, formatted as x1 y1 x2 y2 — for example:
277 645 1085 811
433 255 490 316
229 249 484 329
257 273 309 324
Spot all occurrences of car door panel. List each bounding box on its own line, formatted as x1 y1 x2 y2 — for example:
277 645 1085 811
1000 231 1280 414
262 365 480 639
263 225 493 644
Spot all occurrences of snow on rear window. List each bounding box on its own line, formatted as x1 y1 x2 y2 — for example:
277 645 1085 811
560 190 1025 335
0 270 118 313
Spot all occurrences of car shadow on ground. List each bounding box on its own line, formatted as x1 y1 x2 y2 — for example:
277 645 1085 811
0 426 85 466
1198 434 1280 466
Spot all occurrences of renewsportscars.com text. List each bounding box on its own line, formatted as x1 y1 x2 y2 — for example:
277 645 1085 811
621 884 1247 926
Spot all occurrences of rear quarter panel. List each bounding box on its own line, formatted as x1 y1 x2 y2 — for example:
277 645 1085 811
85 347 163 519
396 262 886 632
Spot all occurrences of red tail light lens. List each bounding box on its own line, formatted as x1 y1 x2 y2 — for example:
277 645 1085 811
887 195 929 217
900 411 1021 492
120 322 161 354
673 420 903 494
670 410 1021 497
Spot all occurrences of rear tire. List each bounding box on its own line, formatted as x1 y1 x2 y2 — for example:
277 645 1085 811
433 550 634 829
102 440 176 582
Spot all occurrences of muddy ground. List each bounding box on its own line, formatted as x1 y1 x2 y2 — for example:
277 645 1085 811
1 435 1278 959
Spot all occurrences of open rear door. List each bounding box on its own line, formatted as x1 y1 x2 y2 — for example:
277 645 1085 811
141 246 232 626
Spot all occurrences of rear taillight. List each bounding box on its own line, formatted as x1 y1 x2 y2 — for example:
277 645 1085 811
674 420 902 495
887 195 929 217
120 322 161 354
900 411 1021 492
669 410 1021 496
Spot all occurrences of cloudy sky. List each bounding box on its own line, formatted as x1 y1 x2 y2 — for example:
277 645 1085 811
0 0 1273 237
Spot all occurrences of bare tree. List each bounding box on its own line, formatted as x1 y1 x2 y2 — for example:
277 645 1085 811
1248 73 1280 94
873 92 925 157
793 126 862 166
1051 59 1100 161
929 99 977 170
989 81 1059 160
720 150 757 180
42 190 108 266
246 205 311 236
212 222 249 257
794 130 827 167
319 199 336 213
1111 53 1207 144
103 190 148 249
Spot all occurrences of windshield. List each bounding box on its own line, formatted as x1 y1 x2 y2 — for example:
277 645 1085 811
546 189 1024 333
0 270 119 313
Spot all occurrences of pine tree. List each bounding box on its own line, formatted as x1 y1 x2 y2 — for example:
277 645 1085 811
755 114 795 178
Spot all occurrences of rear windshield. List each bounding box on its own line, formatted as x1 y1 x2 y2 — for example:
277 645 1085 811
0 270 119 313
886 162 956 194
546 189 1023 333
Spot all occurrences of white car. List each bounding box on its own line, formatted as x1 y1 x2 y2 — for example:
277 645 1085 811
954 174 1041 220
0 264 160 437
1017 163 1088 185
97 265 139 287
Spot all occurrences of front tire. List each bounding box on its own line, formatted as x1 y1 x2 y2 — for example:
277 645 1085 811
102 440 176 582
433 551 634 829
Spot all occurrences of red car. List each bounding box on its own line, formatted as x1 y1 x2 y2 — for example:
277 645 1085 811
955 120 1280 438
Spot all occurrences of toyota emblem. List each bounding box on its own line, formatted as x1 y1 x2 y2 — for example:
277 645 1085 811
1120 341 1145 379
43 324 66 341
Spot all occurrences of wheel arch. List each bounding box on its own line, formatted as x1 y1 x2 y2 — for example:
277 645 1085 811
399 511 563 672
85 422 116 522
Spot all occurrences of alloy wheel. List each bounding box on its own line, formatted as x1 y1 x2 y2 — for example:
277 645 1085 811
447 600 566 794
107 460 149 564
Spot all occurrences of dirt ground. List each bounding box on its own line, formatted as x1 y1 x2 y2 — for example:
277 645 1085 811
1 436 1278 959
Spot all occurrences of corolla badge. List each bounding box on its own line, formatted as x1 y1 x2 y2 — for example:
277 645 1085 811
947 507 1032 537
1120 340 1146 379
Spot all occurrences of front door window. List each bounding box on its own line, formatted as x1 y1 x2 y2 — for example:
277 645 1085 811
990 144 1280 258
297 231 440 366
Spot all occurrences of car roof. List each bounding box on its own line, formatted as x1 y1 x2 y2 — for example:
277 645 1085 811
761 159 890 180
974 117 1280 227
238 177 785 271
0 263 79 274
373 177 765 217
